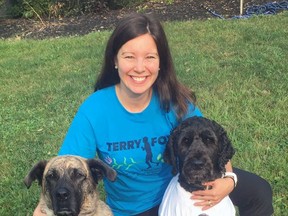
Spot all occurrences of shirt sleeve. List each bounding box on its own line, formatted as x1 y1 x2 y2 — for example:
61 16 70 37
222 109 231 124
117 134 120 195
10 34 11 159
166 102 203 129
58 110 97 159
183 103 203 119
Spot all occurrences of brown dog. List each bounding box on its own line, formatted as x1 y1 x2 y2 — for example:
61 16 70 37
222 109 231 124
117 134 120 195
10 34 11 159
24 155 117 216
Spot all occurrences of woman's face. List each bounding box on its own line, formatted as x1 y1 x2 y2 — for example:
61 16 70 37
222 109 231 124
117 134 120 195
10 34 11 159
115 33 160 96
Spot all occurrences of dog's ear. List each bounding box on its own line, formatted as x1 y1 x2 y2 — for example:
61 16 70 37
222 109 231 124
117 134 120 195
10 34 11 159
164 126 181 175
87 159 117 184
212 120 235 173
24 160 48 189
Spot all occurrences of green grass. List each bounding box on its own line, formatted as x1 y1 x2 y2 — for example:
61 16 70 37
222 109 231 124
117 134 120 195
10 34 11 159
1 12 287 215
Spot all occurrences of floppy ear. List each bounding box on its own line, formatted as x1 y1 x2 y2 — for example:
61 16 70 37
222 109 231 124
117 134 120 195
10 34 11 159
164 126 181 175
87 159 117 184
24 160 48 189
212 120 235 173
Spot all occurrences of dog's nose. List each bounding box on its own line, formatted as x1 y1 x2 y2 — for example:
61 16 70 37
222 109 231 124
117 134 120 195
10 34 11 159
56 187 70 201
192 159 204 167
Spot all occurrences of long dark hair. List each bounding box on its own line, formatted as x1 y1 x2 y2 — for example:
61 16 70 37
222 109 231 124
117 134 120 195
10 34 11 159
94 13 196 119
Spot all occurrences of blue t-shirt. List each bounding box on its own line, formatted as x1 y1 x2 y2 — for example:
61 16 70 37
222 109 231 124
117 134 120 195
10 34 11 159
59 86 202 215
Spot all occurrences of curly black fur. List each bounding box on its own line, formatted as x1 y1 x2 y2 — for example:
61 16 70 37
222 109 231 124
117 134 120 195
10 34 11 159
164 116 235 192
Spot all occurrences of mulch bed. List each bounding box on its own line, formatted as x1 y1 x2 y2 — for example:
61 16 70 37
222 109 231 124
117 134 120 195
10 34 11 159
0 0 277 39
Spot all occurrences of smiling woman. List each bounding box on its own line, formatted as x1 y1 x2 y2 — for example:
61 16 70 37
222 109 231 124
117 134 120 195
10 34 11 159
115 33 160 112
34 13 201 216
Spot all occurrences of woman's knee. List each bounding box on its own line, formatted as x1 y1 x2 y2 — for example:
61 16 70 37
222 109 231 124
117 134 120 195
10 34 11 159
230 168 274 216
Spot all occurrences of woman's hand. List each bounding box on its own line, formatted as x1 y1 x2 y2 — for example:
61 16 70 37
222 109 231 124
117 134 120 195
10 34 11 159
33 203 47 216
191 177 234 210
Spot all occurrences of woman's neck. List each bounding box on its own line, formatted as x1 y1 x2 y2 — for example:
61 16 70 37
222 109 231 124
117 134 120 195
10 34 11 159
115 84 152 113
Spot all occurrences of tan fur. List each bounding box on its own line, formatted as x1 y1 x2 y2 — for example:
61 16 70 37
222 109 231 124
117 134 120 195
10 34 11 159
24 156 116 216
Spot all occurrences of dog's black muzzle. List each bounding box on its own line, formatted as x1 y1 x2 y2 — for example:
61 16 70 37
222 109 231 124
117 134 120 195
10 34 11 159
180 141 214 184
182 154 212 176
50 181 81 216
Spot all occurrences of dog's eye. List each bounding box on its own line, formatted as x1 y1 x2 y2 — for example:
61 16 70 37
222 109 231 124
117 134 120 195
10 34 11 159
182 137 192 145
202 136 214 144
72 169 86 181
46 171 58 181
76 172 85 178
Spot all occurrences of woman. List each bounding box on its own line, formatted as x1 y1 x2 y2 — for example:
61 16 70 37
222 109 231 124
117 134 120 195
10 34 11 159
34 13 273 216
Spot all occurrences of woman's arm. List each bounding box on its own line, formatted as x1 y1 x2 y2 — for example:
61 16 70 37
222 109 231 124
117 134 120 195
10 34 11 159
58 110 97 158
33 203 46 216
225 160 233 172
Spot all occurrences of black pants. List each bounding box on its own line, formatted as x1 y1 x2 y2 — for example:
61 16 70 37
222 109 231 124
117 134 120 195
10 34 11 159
230 168 273 216
135 167 274 216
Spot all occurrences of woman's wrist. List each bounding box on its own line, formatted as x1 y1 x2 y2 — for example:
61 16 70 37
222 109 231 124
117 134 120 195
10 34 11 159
223 172 238 188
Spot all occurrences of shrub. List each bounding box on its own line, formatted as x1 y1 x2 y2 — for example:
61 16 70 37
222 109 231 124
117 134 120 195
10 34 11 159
5 0 147 18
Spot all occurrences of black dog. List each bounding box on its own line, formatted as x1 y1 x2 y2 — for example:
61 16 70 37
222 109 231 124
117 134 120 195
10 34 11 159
159 116 236 216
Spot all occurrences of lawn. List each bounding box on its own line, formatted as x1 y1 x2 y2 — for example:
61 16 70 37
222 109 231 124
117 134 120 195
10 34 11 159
0 12 287 215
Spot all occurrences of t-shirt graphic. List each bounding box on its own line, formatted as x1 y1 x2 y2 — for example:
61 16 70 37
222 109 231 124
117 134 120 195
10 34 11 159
142 136 160 169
